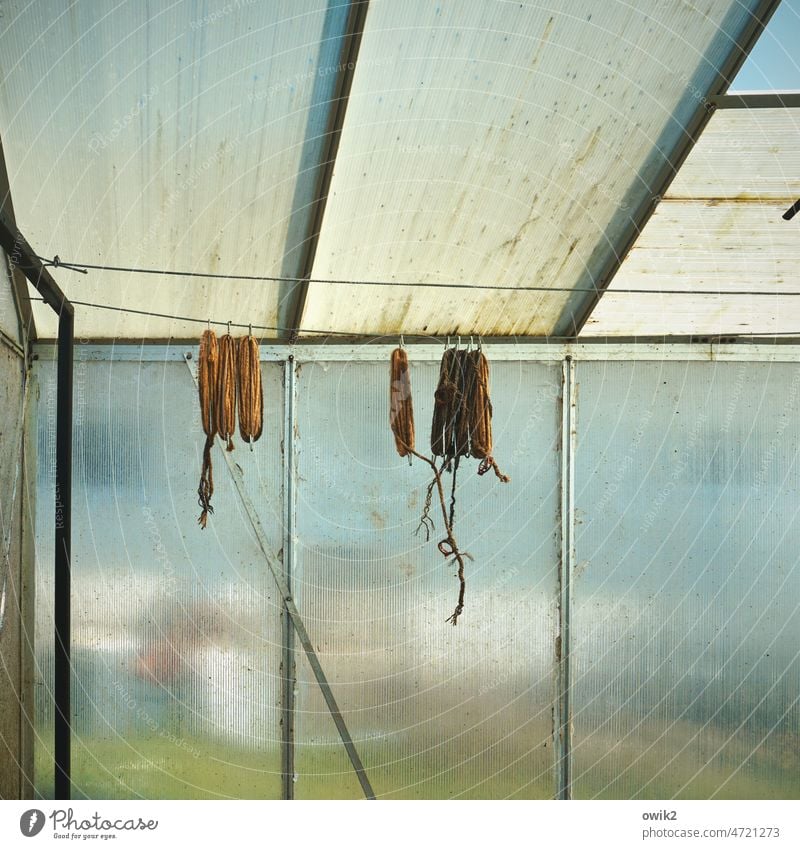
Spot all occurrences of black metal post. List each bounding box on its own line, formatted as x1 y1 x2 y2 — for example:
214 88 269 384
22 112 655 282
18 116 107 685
54 307 73 800
0 214 74 799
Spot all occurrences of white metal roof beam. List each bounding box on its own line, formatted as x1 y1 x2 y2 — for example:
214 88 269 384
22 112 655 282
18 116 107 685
287 0 370 341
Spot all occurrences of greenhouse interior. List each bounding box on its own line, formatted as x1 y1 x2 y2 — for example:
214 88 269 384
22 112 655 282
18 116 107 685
0 0 799 802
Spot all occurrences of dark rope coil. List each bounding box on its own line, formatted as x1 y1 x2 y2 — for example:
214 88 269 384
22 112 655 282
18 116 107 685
431 346 464 461
197 330 218 529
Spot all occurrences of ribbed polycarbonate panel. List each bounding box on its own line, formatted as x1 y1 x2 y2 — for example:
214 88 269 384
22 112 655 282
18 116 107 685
301 0 763 337
572 360 800 799
2 1 351 339
292 358 561 798
33 358 284 799
584 108 800 337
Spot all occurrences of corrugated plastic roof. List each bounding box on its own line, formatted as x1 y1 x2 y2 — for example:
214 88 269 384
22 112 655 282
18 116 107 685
0 0 777 340
584 106 800 337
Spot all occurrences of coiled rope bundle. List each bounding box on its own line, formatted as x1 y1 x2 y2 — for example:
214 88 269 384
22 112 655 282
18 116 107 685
197 330 219 529
467 350 510 482
216 333 237 452
431 344 509 480
238 334 263 445
390 347 415 456
431 347 465 461
390 342 510 624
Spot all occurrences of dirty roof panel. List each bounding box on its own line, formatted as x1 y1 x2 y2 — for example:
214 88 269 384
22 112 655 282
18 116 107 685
1 0 350 340
668 107 800 200
584 107 800 337
300 0 765 338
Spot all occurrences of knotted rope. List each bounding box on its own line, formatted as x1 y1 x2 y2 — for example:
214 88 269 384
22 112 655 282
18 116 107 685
392 344 511 623
216 333 237 451
238 334 263 445
197 330 218 529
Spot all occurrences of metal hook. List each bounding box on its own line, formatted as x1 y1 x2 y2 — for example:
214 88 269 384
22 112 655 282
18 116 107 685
227 320 231 336
457 335 461 350
478 335 483 352
249 323 252 338
446 335 450 349
469 335 474 351
400 334 405 349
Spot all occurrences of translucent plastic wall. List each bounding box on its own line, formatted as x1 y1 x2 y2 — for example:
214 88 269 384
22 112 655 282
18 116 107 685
292 360 561 799
31 352 800 799
32 358 284 799
572 361 800 800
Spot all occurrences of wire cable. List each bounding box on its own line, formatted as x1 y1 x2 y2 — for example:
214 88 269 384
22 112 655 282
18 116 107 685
33 254 800 297
25 296 800 340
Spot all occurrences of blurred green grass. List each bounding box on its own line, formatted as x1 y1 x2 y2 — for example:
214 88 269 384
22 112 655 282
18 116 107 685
34 730 799 800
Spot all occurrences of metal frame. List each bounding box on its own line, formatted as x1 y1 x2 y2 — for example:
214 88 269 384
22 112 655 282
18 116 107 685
288 0 370 341
0 142 35 343
0 326 24 358
281 357 297 799
557 357 576 799
0 215 73 800
33 341 800 364
710 92 800 109
558 0 783 337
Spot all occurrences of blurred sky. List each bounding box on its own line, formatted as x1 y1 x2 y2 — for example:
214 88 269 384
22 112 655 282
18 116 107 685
732 0 800 91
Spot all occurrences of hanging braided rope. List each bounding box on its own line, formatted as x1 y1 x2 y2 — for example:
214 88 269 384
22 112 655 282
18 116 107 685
197 329 219 529
237 334 263 445
216 333 237 452
391 346 474 624
467 350 510 482
390 347 415 457
397 343 512 623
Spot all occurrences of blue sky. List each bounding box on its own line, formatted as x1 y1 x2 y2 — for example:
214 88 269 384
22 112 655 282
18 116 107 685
732 0 800 90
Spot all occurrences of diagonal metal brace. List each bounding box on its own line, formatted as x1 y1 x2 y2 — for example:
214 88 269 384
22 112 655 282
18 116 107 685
184 355 375 800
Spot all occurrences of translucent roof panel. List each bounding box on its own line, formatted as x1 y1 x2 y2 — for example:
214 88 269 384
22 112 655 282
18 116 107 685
300 0 766 338
583 107 800 337
0 1 350 340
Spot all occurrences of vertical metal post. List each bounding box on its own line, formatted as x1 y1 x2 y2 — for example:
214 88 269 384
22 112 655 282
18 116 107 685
54 308 73 800
281 356 297 799
0 218 74 799
557 356 576 799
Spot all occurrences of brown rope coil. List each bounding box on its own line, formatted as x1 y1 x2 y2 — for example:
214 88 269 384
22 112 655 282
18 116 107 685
237 335 263 445
468 350 510 482
216 333 237 452
430 345 509 480
390 347 415 456
395 345 508 623
197 330 218 529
